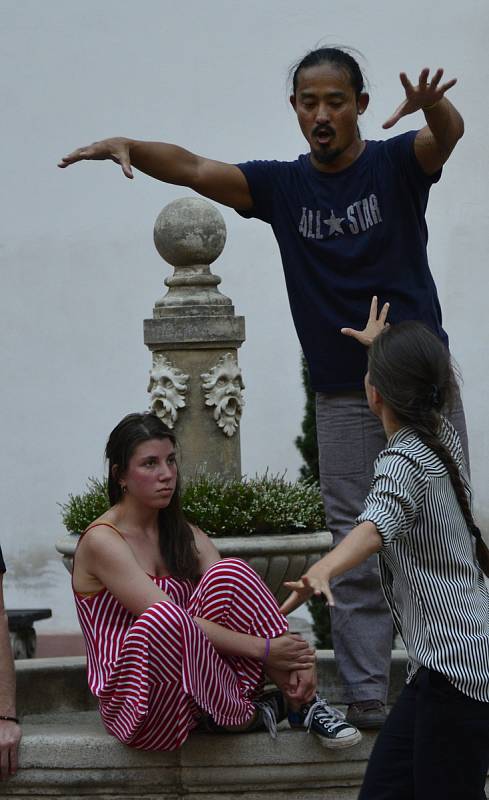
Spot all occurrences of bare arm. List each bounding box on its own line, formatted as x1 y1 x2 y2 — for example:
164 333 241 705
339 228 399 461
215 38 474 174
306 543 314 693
192 526 221 574
0 578 21 780
280 521 382 615
383 68 464 174
75 527 174 616
58 137 253 210
194 617 315 671
414 98 464 174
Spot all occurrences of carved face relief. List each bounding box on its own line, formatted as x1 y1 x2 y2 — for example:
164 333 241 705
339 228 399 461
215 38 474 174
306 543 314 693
147 356 189 429
201 353 245 437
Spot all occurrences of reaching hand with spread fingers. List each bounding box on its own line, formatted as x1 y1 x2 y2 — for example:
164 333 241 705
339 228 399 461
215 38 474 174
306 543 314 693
280 569 335 617
340 295 390 347
383 68 457 130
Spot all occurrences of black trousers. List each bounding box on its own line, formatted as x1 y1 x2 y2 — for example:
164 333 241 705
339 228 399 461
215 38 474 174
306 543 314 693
359 668 489 800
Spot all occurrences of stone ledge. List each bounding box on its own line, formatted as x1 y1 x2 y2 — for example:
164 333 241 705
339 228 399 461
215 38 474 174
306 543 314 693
3 713 489 799
7 652 394 798
1 711 372 799
9 654 487 798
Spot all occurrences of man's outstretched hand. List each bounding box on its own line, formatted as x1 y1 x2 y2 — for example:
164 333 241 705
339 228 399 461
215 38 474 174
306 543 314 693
383 68 457 130
58 137 134 178
341 295 389 347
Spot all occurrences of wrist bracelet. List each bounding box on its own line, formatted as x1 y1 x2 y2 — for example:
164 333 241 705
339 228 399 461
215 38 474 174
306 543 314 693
423 101 440 111
0 715 19 724
262 636 271 663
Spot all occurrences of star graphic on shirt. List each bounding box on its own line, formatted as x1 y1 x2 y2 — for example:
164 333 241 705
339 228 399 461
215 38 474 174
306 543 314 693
324 210 345 236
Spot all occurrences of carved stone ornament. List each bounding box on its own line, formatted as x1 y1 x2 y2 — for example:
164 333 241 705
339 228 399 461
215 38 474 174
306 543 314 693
201 353 245 437
147 356 189 429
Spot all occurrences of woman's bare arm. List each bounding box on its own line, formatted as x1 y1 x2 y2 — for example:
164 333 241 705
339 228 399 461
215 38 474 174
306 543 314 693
75 526 173 615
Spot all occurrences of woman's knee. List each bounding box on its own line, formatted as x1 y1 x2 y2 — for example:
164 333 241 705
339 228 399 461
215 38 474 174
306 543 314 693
201 557 265 589
196 557 275 608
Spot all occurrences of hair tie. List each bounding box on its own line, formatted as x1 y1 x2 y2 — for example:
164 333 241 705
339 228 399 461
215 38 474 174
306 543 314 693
430 384 441 407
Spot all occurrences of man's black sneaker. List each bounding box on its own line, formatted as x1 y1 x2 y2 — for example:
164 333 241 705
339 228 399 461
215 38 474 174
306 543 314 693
346 699 387 729
288 695 362 749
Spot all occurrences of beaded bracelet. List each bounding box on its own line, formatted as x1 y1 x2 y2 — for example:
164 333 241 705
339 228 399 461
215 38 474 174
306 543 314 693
0 715 19 723
262 636 271 663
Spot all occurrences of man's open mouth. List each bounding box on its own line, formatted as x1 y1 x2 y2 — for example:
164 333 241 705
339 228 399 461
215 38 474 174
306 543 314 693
313 127 335 144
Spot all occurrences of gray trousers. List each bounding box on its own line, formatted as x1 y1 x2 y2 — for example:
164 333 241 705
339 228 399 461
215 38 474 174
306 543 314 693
315 390 469 705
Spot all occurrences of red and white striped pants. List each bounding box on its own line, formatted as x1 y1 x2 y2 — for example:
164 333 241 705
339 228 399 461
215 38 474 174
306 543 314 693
100 558 289 750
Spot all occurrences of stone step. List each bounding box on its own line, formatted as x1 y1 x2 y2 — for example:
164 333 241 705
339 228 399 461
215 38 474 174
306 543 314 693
3 710 375 799
6 653 487 799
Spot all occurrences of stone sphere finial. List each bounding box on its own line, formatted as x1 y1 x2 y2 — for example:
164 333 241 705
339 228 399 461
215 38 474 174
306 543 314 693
153 197 227 267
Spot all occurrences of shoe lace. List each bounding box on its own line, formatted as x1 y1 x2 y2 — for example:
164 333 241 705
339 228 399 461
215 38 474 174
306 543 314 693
303 697 346 734
254 698 279 739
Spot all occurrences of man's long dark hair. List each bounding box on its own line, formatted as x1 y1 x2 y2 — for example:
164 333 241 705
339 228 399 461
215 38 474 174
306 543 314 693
368 322 489 578
106 412 199 580
290 46 366 98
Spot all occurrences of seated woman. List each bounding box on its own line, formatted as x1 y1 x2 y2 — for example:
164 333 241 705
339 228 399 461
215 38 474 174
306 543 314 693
72 412 361 751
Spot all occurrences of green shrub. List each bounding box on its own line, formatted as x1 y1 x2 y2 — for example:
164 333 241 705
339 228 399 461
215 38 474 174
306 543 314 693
183 473 325 536
59 477 110 535
308 595 333 649
60 473 325 537
295 354 320 482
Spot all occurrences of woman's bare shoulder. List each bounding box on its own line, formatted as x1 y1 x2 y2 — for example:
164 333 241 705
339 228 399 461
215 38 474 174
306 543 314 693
76 519 130 564
189 524 221 571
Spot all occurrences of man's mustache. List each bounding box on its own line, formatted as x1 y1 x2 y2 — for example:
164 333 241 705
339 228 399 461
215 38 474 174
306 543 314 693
312 125 335 137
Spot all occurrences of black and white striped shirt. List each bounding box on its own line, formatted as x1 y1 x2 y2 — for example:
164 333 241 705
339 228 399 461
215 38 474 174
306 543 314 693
357 417 489 701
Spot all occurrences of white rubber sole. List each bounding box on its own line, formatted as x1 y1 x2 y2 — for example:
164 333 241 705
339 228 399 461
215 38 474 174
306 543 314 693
315 728 363 749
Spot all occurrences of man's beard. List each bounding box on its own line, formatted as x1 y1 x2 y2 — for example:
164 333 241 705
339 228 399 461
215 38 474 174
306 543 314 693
312 145 342 164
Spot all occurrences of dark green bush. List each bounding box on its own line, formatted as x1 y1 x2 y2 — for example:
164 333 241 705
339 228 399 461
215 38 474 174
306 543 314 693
295 354 320 482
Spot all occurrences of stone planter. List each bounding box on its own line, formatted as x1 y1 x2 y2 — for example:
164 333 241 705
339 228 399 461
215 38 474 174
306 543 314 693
218 531 331 603
55 530 331 604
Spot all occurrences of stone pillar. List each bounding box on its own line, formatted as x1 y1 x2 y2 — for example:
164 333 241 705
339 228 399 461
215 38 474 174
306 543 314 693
144 197 245 483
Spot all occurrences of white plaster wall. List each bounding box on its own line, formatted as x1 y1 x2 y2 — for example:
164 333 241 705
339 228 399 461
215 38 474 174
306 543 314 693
1 0 488 631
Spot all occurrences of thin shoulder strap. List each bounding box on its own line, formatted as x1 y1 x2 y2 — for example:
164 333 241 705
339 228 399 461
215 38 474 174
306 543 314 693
82 522 124 538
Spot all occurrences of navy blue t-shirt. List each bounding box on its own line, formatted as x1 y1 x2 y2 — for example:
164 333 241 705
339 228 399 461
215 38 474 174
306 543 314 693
236 131 447 392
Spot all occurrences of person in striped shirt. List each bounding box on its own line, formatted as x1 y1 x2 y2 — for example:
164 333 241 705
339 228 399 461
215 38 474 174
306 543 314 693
72 412 361 751
282 309 489 799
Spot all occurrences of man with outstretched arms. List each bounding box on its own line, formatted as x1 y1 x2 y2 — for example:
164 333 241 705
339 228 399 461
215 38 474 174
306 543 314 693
59 47 466 729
